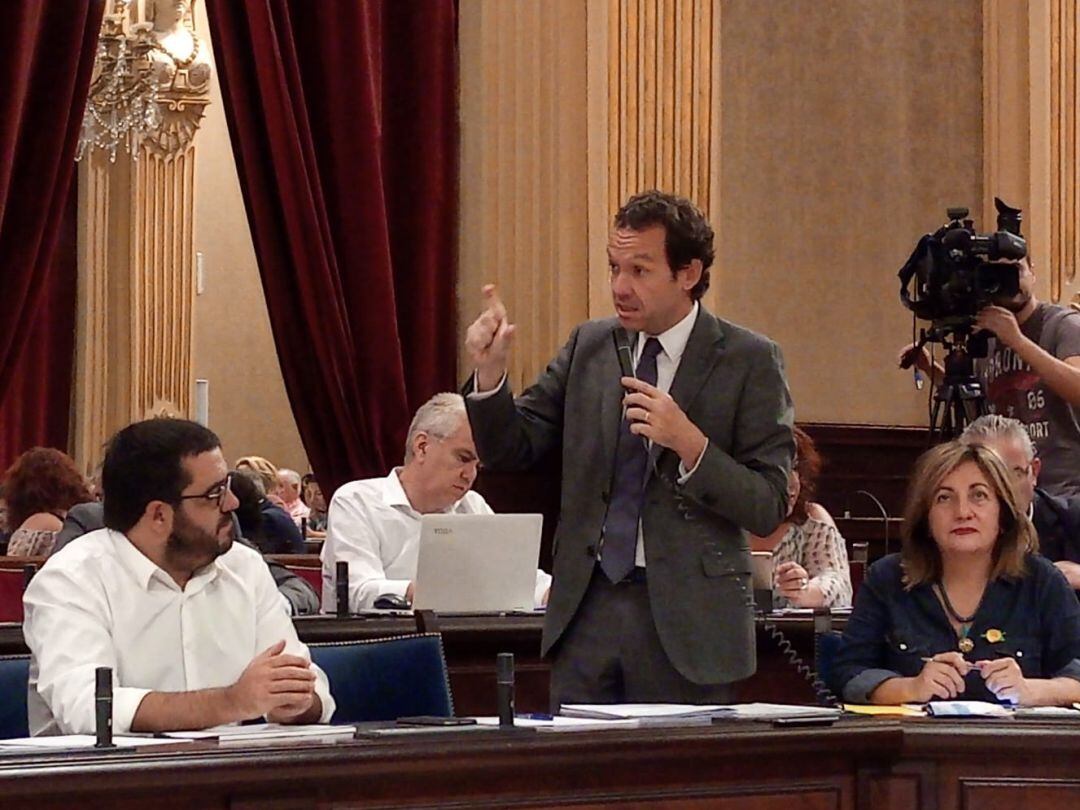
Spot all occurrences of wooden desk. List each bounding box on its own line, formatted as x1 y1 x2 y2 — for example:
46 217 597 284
1 718 1078 809
0 612 842 714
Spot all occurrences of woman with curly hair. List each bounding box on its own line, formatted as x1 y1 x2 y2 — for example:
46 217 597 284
750 426 852 608
3 448 93 556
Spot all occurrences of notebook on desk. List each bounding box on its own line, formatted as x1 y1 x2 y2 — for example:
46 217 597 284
412 513 543 613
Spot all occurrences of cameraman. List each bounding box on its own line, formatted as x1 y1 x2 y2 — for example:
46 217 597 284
900 255 1080 497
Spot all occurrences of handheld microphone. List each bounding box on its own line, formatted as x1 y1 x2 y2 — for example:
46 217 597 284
613 331 636 421
496 653 515 726
335 561 349 618
95 667 114 748
612 331 635 380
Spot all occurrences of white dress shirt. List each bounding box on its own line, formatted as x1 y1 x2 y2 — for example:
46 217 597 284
321 469 552 611
23 529 335 735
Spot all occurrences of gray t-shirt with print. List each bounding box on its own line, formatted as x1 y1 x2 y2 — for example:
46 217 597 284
976 302 1080 497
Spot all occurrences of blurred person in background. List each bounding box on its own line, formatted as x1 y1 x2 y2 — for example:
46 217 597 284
232 469 304 555
750 426 852 608
3 448 93 556
276 468 310 528
236 456 284 507
301 473 327 538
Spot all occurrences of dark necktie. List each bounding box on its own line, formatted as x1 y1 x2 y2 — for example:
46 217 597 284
600 337 662 583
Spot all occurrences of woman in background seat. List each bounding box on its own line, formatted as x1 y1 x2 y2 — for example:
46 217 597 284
833 441 1080 706
750 426 852 608
3 448 93 556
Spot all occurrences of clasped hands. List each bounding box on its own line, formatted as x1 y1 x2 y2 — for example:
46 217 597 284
228 639 317 723
910 651 1033 705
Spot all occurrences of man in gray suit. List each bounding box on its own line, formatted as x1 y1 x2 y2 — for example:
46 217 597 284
464 190 795 706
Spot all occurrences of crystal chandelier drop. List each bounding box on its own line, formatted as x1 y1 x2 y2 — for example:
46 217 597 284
77 0 163 163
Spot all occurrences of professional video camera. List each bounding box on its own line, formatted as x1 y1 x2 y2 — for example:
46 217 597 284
898 197 1027 355
897 198 1027 438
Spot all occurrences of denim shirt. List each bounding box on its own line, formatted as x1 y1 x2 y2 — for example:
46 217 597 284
832 553 1080 704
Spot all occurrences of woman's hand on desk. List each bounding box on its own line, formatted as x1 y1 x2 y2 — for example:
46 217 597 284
882 653 970 703
977 657 1035 706
775 561 824 608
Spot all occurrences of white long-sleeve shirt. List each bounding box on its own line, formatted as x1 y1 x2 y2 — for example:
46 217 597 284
23 528 334 735
321 469 551 611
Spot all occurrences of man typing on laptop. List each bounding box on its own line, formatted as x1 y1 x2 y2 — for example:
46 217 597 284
320 393 551 612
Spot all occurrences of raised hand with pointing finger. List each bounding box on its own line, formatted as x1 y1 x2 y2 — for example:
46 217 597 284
465 284 516 392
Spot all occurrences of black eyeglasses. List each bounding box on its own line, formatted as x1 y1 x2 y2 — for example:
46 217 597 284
177 472 233 510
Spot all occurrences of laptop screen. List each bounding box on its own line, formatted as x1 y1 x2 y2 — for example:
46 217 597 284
412 513 543 612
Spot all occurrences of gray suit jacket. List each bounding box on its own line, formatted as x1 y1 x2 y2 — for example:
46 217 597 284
464 306 794 684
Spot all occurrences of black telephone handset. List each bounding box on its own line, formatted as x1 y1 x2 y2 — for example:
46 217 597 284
751 583 840 707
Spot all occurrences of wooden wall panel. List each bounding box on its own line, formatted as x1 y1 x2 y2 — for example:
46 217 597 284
130 147 196 419
718 0 982 426
457 0 590 393
1050 0 1079 300
606 0 719 225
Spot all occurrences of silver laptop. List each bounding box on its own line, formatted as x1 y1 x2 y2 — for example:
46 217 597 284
412 513 543 612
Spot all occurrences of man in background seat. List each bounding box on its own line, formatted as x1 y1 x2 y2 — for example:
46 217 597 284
321 393 551 612
961 413 1080 588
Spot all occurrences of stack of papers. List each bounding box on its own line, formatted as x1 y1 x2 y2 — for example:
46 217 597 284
472 716 641 732
844 703 925 717
1013 706 1080 718
559 703 728 720
724 703 844 721
0 735 193 752
924 701 1011 717
160 723 357 742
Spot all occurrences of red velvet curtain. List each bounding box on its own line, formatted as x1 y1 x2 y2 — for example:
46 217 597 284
206 0 459 495
0 2 104 470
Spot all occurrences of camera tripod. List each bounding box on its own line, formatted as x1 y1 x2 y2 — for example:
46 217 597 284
930 344 988 440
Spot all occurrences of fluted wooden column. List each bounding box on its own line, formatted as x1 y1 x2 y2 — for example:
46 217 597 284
588 0 722 316
984 0 1080 304
73 153 132 469
606 0 719 223
72 3 209 471
1048 0 1079 301
128 143 197 419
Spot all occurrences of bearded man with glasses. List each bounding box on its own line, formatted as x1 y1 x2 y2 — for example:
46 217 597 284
23 418 334 735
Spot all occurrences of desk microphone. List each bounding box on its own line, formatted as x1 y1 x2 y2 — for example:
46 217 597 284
496 653 515 726
336 561 349 618
95 667 114 748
